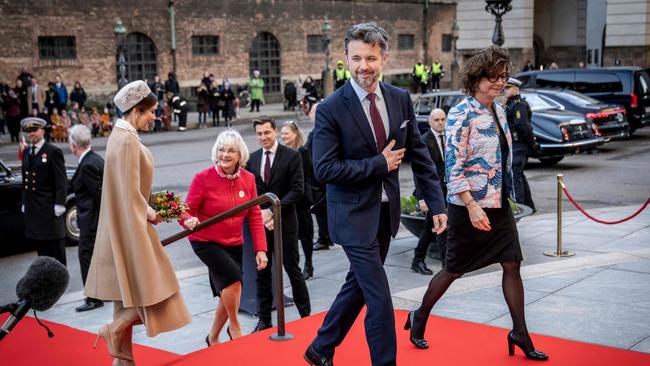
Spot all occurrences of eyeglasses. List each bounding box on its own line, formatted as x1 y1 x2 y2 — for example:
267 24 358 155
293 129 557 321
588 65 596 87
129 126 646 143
486 72 510 83
283 120 297 126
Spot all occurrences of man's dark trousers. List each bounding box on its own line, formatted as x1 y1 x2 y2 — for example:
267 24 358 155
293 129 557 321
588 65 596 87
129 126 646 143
312 203 395 366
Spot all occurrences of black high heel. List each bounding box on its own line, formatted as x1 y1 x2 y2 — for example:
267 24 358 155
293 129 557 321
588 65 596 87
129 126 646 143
507 331 548 361
227 326 233 340
404 310 429 349
205 335 211 347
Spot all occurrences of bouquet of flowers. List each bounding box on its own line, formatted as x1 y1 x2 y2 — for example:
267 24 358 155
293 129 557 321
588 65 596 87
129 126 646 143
150 191 189 220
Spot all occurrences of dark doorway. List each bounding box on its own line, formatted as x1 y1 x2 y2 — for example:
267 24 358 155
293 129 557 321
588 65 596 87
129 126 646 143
249 32 281 101
116 32 158 84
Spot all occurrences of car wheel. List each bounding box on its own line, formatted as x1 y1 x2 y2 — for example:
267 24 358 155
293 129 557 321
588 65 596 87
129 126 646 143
538 156 564 166
65 202 80 246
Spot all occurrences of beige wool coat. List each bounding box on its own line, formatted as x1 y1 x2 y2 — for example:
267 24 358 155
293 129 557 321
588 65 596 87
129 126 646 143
85 126 190 337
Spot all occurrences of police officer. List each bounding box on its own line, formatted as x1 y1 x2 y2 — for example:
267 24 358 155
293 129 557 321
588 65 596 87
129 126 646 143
430 59 444 91
504 78 539 211
412 61 425 93
333 60 351 90
20 117 67 265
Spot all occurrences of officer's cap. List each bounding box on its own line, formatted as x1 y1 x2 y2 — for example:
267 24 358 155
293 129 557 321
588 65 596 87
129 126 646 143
505 78 522 88
114 80 154 114
20 117 47 131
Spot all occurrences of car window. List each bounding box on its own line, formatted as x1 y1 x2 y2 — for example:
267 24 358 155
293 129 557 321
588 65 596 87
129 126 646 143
537 94 565 109
575 72 623 93
636 71 650 97
535 72 574 89
440 95 464 114
414 96 435 115
521 93 557 111
548 90 602 106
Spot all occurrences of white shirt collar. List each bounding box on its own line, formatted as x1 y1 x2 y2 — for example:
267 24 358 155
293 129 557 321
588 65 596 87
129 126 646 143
78 148 91 164
265 139 279 155
350 77 384 104
114 118 141 141
31 138 45 153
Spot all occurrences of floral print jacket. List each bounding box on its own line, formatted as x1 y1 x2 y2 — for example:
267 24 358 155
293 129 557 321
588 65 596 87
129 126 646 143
444 96 515 208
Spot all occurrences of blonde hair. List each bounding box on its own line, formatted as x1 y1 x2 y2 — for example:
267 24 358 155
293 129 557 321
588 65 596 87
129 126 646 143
281 120 305 149
211 130 250 166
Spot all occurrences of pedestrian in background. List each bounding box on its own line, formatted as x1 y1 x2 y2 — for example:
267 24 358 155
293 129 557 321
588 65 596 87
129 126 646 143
19 117 68 265
197 83 210 128
54 74 68 112
27 77 46 114
280 120 315 279
209 80 223 127
68 124 105 312
504 78 539 212
71 81 87 108
248 70 264 113
221 79 236 128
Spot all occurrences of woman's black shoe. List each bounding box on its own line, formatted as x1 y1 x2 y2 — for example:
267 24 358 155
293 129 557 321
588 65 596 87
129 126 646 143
404 310 429 349
227 326 233 340
507 331 548 361
205 335 211 347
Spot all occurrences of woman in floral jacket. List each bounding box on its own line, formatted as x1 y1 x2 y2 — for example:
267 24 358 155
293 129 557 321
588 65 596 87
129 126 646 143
405 46 548 361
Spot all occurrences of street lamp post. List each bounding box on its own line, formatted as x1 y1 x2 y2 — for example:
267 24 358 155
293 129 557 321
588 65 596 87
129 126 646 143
114 20 128 90
321 16 334 98
450 19 460 90
485 0 512 47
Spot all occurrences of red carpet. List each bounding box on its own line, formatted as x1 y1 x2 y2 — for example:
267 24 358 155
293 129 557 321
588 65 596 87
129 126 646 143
0 314 180 366
2 311 649 365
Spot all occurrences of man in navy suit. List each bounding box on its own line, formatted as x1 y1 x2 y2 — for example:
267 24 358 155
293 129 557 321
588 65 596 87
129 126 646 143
304 23 447 366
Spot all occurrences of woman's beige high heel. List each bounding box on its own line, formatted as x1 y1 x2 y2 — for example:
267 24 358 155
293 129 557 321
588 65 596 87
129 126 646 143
92 322 134 362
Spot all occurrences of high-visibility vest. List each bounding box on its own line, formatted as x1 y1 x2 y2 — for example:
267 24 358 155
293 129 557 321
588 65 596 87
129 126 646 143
431 63 442 76
420 71 428 83
335 68 350 81
414 63 425 77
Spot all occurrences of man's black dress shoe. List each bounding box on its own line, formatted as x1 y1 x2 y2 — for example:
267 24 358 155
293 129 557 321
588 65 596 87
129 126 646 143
75 299 104 312
303 262 314 279
304 344 334 366
253 320 273 332
411 260 433 275
313 242 331 251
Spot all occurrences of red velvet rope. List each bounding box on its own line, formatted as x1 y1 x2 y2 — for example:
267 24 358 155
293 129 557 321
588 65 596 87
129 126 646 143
562 186 650 225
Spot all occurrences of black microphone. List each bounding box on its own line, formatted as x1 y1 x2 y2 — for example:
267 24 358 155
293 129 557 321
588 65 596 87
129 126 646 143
0 257 69 341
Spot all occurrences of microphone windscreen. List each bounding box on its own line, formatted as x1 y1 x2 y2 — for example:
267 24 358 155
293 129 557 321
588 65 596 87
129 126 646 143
16 257 70 311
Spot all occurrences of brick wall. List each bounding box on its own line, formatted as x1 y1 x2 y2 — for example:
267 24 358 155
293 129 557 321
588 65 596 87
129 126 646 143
0 0 455 99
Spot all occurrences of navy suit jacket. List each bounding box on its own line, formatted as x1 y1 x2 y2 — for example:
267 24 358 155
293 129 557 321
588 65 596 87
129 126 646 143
312 81 446 247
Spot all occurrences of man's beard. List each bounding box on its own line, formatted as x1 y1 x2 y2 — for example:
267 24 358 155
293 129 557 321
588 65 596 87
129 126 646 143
353 72 378 89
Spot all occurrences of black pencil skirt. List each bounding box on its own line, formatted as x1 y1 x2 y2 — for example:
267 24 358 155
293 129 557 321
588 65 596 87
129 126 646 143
190 240 243 297
444 204 523 274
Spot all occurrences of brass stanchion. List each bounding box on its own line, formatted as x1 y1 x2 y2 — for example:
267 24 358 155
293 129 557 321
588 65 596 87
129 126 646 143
544 174 575 257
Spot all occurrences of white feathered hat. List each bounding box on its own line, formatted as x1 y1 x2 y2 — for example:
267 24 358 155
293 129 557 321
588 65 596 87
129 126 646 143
114 80 153 113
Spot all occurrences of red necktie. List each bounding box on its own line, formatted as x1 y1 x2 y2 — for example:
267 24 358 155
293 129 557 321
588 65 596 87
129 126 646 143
264 150 271 183
366 93 386 152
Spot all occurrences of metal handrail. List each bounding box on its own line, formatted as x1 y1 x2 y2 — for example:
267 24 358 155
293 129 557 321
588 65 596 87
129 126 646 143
160 192 293 341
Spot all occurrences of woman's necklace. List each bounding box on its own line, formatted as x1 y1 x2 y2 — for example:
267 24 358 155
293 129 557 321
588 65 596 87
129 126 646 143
215 163 240 180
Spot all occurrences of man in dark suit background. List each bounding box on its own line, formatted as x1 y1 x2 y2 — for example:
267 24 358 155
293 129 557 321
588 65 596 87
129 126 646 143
246 117 311 331
20 117 67 265
68 124 105 312
412 108 448 275
304 23 447 366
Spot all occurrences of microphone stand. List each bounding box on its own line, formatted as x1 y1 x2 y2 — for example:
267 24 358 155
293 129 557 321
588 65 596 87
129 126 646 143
0 303 18 314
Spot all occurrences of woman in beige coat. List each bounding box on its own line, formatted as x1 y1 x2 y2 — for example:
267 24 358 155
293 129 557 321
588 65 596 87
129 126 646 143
85 80 190 366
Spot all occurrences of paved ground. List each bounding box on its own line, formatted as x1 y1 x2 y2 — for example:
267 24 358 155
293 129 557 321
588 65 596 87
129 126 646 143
2 101 649 357
30 205 650 356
